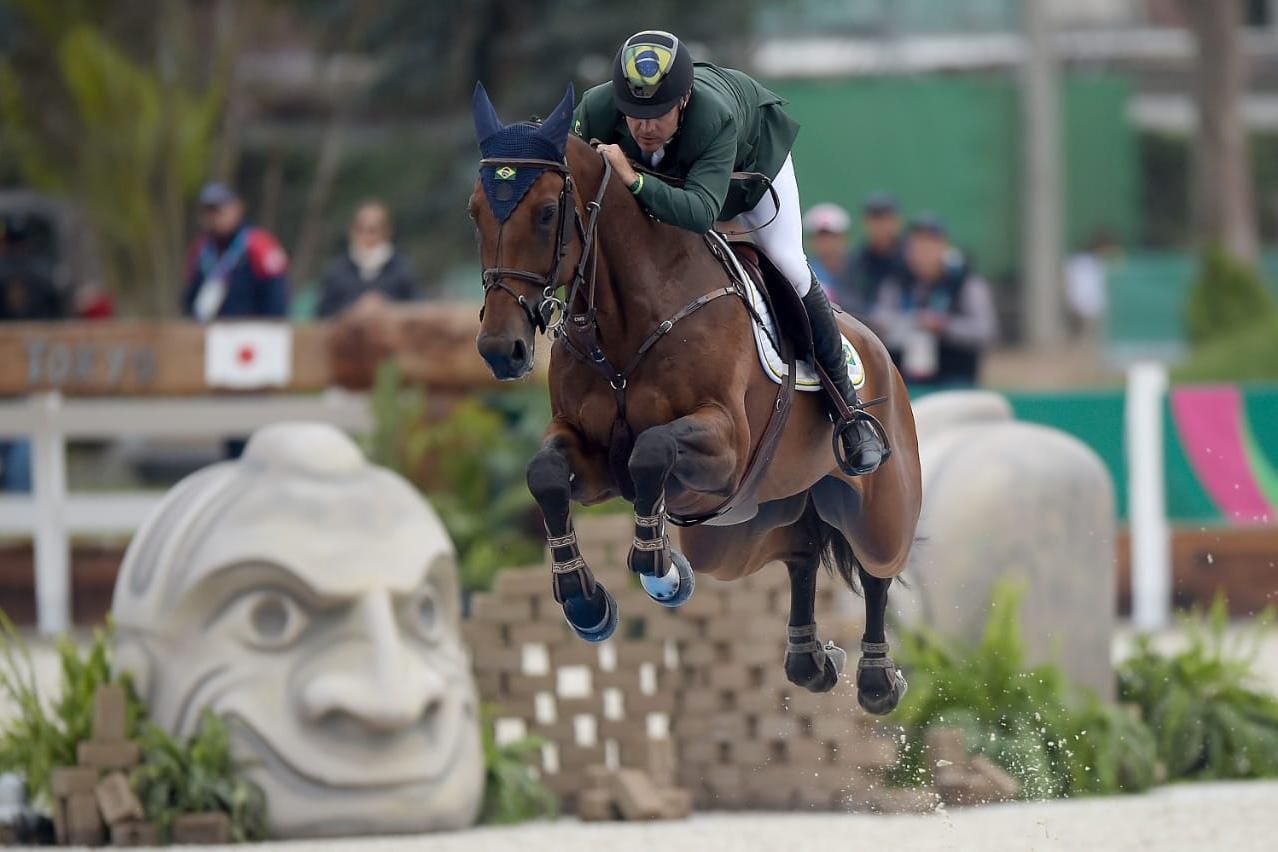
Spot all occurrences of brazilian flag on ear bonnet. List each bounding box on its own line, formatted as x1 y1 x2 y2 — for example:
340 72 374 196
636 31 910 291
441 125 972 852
472 81 575 223
612 30 694 119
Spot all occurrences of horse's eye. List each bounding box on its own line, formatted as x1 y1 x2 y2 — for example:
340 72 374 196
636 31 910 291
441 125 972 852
538 204 557 227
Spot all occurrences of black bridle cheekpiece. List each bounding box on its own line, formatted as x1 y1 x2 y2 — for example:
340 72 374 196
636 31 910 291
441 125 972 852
473 82 610 335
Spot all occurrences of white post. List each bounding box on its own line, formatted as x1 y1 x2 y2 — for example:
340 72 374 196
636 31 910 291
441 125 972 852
31 391 71 636
1020 0 1065 346
1126 362 1171 631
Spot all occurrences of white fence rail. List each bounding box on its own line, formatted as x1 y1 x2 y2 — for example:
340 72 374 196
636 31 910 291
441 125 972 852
0 390 371 635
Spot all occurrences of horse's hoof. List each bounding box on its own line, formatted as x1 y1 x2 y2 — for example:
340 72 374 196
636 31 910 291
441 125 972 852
640 549 694 608
856 657 908 715
784 643 841 694
563 583 619 643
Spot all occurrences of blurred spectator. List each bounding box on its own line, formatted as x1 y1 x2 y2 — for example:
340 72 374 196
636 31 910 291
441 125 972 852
848 192 906 311
317 200 421 318
870 214 997 390
0 215 62 321
803 203 858 309
182 182 289 322
1 215 61 493
1065 229 1119 343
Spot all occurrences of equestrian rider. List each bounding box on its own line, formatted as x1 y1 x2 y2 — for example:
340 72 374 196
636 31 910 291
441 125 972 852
574 30 885 475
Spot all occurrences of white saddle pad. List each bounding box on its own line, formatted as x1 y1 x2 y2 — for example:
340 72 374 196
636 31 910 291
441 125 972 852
732 254 866 392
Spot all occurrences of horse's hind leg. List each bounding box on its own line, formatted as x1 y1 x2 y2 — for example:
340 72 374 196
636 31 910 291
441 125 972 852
527 425 617 642
783 558 846 693
856 567 908 714
626 409 737 607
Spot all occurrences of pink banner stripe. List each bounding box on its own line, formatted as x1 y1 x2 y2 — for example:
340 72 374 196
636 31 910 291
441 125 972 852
1171 387 1272 526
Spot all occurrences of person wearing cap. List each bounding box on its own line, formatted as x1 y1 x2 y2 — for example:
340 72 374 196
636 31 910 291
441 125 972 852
573 30 885 476
182 182 289 322
870 214 996 390
803 203 860 311
850 192 906 310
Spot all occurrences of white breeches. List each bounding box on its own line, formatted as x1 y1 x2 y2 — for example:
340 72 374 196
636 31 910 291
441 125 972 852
730 154 813 296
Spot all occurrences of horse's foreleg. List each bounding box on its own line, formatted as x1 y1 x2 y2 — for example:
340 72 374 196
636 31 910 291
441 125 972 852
626 407 738 607
855 567 908 714
527 425 617 642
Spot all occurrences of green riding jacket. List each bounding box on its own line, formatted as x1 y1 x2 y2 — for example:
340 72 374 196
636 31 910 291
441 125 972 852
573 62 800 233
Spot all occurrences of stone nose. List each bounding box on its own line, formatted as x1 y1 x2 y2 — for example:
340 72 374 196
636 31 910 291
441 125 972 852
300 591 445 733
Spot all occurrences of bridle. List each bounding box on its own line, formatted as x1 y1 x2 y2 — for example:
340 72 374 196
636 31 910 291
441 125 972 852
478 155 612 335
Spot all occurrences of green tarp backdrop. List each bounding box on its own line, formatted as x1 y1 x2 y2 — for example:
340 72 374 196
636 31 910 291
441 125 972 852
771 73 1138 282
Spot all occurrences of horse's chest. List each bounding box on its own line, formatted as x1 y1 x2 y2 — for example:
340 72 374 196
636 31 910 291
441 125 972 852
571 383 672 449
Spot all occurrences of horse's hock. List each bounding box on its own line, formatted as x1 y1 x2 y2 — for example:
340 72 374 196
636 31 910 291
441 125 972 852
898 390 1118 697
466 514 929 814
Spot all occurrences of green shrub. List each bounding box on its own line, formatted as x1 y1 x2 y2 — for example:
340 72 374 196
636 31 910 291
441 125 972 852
132 711 268 842
364 360 548 591
889 581 1158 798
0 614 144 806
479 706 558 825
1183 245 1277 347
1118 597 1278 781
1173 312 1278 383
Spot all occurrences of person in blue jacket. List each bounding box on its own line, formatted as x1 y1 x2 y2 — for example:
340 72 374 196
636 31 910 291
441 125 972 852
182 183 289 321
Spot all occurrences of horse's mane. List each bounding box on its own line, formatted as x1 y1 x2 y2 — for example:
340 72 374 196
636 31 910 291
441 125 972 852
562 134 708 260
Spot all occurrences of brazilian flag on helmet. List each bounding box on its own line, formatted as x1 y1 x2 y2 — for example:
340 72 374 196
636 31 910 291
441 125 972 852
612 30 694 120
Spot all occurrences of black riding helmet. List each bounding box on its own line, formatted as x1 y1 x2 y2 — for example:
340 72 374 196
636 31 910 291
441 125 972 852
612 30 694 119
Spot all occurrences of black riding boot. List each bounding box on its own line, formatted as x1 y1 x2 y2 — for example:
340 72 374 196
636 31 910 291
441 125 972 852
801 280 887 476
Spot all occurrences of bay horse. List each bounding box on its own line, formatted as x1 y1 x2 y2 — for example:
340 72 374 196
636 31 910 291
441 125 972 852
469 84 922 714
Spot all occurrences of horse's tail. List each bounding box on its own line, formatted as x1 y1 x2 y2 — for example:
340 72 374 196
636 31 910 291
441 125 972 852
800 498 862 596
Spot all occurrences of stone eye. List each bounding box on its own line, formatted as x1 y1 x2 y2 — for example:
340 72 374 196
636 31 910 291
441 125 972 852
235 589 310 650
406 587 442 642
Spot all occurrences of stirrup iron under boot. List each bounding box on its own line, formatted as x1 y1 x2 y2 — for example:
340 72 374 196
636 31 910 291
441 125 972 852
800 281 890 476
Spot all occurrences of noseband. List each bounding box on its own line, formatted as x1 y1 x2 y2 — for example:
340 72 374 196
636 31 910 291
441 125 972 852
478 155 612 334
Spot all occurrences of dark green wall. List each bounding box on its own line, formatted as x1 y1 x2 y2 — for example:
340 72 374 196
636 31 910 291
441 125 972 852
770 73 1138 280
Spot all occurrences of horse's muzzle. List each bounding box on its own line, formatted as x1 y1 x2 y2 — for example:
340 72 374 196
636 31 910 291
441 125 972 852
476 332 533 380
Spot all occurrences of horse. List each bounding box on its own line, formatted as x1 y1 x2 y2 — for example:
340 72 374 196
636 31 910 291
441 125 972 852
468 83 922 714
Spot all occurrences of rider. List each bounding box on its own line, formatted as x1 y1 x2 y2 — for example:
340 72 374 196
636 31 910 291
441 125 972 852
574 30 885 475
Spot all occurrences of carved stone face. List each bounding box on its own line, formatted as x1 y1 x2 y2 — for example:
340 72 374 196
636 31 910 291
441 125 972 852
112 423 483 837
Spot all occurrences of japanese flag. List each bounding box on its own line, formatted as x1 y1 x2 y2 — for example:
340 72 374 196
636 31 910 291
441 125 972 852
204 323 293 389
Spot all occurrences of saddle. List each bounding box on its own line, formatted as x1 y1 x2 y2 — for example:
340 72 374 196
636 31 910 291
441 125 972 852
705 231 812 367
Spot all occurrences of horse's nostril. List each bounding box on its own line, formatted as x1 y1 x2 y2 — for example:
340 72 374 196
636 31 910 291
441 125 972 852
511 339 528 366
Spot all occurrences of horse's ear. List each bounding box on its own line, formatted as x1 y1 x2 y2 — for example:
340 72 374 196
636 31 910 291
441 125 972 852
472 81 504 145
538 83 575 157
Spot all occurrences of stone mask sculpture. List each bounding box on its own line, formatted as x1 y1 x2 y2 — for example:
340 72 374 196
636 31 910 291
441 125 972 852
111 423 483 837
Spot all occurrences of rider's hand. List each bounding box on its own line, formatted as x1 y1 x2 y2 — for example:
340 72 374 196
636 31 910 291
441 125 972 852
597 144 638 187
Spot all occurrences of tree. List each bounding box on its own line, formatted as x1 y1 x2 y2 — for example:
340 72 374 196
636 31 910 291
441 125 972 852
1181 0 1259 265
0 0 226 315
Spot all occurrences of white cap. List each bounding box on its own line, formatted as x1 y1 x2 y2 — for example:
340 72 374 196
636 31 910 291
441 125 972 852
803 203 851 235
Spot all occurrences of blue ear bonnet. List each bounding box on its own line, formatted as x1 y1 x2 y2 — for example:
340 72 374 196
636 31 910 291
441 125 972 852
473 82 575 223
478 125 564 223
